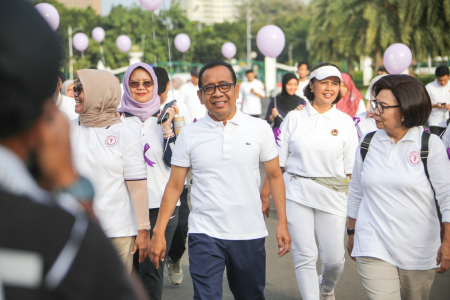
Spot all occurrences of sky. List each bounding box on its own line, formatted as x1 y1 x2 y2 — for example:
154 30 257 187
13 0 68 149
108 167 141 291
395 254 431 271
102 0 172 15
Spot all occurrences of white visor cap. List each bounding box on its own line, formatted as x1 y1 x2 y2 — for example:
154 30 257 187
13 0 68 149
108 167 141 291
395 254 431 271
310 66 343 83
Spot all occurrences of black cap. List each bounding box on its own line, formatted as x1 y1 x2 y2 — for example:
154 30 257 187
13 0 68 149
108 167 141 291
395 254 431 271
0 0 62 139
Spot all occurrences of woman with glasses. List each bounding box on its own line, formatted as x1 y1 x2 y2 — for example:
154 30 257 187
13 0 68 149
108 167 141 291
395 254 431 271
347 75 450 300
278 63 358 300
70 69 151 274
119 63 180 300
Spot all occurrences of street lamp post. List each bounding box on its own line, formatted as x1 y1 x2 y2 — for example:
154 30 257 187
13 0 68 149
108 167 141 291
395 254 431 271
68 26 83 80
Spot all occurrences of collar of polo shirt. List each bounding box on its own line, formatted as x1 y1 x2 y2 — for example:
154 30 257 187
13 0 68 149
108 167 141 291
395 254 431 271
310 66 344 83
376 126 419 142
204 109 243 127
305 102 338 120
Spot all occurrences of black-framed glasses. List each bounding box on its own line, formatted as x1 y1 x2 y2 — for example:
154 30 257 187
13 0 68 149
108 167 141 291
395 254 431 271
129 81 154 89
73 85 83 95
200 83 235 95
370 100 400 114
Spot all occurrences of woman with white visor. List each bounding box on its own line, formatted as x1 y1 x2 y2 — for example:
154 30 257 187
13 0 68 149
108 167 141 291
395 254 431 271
70 69 150 273
278 63 358 300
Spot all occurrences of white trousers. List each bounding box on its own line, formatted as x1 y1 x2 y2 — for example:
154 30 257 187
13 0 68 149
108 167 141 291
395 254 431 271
287 200 346 300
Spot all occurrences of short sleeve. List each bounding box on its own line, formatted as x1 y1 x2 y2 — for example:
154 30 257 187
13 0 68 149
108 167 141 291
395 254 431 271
343 119 359 174
278 112 293 167
259 122 278 162
121 129 147 181
171 129 191 167
258 81 266 97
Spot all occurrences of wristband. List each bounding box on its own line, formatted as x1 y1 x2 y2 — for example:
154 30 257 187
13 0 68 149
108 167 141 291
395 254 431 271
346 227 355 236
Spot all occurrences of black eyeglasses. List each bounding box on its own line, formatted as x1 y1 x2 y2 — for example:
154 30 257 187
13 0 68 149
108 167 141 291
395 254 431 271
370 100 400 114
200 83 234 95
129 81 154 89
73 85 83 95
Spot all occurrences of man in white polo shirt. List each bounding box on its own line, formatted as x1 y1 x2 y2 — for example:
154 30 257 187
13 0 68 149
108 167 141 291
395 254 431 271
240 70 265 117
426 66 450 136
149 60 291 299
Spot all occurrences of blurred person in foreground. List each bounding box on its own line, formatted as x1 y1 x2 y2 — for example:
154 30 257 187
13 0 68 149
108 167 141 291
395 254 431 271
0 1 147 299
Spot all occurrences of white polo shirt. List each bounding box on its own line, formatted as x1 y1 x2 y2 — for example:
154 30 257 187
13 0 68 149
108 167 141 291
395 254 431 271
121 114 181 209
426 80 450 127
180 81 207 120
348 127 450 270
278 104 358 217
56 93 78 121
171 109 278 240
70 121 147 238
240 79 265 115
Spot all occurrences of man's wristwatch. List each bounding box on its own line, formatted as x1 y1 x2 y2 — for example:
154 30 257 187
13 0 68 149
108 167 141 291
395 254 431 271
346 227 355 236
60 176 95 202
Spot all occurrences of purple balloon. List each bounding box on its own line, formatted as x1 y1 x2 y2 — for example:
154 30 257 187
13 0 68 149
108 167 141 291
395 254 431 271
73 33 89 52
256 25 285 58
35 3 60 31
139 0 163 11
116 35 132 53
383 43 412 74
221 42 237 59
174 34 191 53
92 27 105 43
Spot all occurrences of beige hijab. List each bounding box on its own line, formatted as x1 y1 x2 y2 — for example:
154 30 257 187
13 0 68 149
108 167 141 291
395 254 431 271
77 69 122 127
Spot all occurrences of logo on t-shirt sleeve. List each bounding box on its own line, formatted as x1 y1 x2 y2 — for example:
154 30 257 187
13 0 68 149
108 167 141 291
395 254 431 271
407 151 420 166
105 135 118 147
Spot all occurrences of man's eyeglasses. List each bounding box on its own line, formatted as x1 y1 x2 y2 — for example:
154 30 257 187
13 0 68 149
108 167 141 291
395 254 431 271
370 100 400 114
200 83 234 95
129 81 154 89
73 85 83 95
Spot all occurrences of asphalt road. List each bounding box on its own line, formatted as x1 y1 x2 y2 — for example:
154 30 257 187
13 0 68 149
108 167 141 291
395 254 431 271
160 98 450 299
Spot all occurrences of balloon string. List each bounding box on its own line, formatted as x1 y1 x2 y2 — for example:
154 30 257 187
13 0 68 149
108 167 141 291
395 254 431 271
152 11 157 65
162 0 175 99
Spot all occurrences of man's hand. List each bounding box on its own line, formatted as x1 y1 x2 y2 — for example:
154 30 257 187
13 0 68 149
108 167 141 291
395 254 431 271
149 232 166 269
276 223 291 257
437 227 450 273
346 234 356 261
133 230 150 263
261 195 270 218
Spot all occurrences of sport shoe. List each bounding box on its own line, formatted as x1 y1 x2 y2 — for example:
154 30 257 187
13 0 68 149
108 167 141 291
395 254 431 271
166 258 183 285
318 274 335 300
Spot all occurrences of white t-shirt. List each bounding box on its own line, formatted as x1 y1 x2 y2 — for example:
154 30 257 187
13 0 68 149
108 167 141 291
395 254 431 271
278 104 358 217
121 115 181 209
180 81 207 120
240 79 265 115
70 121 147 238
348 127 450 270
355 112 377 143
171 109 278 240
57 93 78 121
426 80 450 127
295 79 310 100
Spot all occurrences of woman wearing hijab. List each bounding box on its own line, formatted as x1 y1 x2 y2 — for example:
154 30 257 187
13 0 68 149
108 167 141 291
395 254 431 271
265 73 306 129
70 69 151 274
337 73 363 118
119 63 180 300
61 79 74 98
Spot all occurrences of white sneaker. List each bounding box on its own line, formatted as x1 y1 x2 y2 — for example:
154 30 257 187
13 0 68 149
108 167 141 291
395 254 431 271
166 258 183 285
318 274 335 300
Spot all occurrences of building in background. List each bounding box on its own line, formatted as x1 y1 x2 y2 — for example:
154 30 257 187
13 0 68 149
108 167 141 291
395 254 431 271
179 0 241 25
57 0 102 15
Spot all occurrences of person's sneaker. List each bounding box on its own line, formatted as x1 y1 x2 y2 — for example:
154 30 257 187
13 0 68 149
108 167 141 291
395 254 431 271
166 258 183 285
318 274 335 300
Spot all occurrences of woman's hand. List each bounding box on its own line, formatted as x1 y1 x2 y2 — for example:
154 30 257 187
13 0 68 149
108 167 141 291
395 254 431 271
271 108 279 119
346 234 356 261
294 104 306 112
162 104 179 132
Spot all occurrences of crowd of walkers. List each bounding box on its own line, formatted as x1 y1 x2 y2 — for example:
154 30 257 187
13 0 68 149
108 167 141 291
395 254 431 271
1 1 450 300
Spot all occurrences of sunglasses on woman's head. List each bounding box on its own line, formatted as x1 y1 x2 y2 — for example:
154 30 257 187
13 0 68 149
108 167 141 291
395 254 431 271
129 81 154 89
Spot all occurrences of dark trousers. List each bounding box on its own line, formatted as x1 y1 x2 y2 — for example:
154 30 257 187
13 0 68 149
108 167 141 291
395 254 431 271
168 187 190 262
188 233 266 300
135 207 179 300
429 126 446 136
